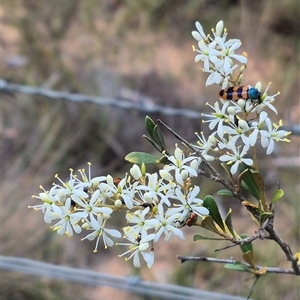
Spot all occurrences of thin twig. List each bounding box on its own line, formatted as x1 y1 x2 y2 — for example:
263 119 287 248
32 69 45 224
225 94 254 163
157 119 235 192
177 255 299 275
247 276 260 300
215 228 265 252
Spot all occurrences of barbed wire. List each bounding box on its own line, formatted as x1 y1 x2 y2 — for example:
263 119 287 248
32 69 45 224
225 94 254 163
1 255 250 300
1 79 299 135
0 79 201 119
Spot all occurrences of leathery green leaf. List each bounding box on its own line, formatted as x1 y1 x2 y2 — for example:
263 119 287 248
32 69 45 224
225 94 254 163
239 233 253 253
217 189 235 196
203 195 225 232
260 211 273 224
125 152 161 165
153 125 167 151
224 208 237 238
145 116 156 140
200 216 225 236
240 169 263 201
193 234 224 241
271 189 284 203
242 250 257 270
224 261 252 273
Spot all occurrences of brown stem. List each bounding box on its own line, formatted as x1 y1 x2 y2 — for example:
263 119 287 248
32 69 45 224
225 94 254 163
264 223 300 275
177 255 299 275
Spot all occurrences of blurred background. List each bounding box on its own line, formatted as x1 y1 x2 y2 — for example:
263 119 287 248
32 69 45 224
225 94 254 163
1 0 299 299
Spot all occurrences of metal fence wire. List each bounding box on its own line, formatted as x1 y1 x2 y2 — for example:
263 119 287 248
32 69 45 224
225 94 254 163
1 79 299 135
1 256 251 300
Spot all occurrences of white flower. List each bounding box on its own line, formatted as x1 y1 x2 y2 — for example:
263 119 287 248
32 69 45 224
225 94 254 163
202 101 230 138
259 120 291 155
205 69 223 86
73 163 107 190
29 185 61 223
71 189 113 220
99 175 135 209
164 146 200 184
54 170 89 199
50 198 82 237
192 20 247 88
124 207 159 237
195 132 217 161
222 119 251 147
167 186 209 220
256 82 279 115
81 214 121 251
219 143 253 174
213 38 247 73
249 111 270 147
136 172 173 206
153 203 185 242
118 231 156 268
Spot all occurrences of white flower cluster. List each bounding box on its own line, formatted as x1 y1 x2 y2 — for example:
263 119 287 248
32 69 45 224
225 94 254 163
29 147 209 268
29 19 291 269
192 20 247 89
192 21 291 174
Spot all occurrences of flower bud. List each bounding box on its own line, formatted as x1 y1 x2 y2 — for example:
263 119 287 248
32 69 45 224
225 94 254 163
82 223 90 230
190 158 201 172
237 99 246 108
159 169 173 181
180 170 189 180
239 66 246 74
115 199 122 208
144 192 154 204
215 20 224 37
227 106 236 115
58 190 67 202
102 213 110 220
130 164 142 180
255 81 262 92
238 120 250 131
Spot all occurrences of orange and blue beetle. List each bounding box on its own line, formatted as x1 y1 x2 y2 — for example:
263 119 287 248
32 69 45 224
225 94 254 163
219 86 261 103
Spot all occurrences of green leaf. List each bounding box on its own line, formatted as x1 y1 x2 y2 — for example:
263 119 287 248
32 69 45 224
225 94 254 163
239 233 253 253
260 211 273 224
242 250 257 270
224 261 252 273
240 168 264 201
203 195 225 232
217 189 235 196
125 152 161 165
271 189 284 203
200 216 224 235
193 234 224 241
145 116 156 140
153 125 167 152
224 209 236 238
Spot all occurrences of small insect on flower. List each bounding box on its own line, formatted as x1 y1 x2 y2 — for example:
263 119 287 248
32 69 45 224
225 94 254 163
113 177 122 185
219 86 261 103
186 211 198 227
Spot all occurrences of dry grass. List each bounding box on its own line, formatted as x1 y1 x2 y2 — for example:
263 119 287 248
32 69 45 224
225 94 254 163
2 1 299 299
